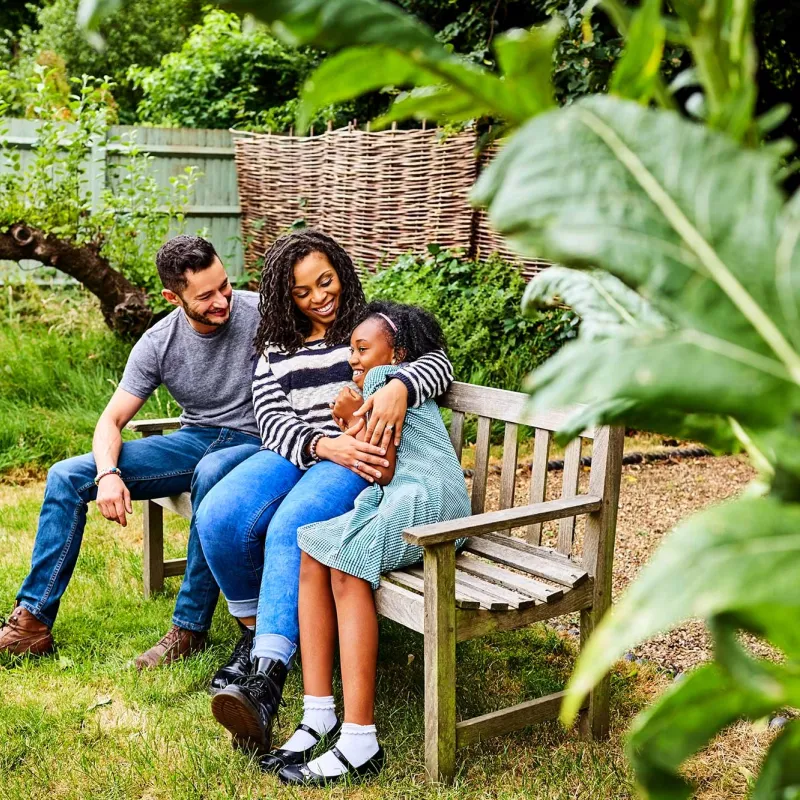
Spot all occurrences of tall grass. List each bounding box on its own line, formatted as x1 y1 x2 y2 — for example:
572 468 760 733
0 285 178 475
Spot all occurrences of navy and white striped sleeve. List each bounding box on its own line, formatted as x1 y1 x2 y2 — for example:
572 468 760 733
252 354 324 470
391 349 453 407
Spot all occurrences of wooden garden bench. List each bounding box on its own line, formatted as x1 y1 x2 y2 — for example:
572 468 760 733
128 381 623 783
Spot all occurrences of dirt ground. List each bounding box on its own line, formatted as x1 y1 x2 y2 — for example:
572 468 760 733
478 451 757 673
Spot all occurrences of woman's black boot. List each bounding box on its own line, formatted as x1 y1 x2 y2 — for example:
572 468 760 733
208 622 254 695
210 656 287 754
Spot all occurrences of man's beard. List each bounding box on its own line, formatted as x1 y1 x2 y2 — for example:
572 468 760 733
182 299 230 328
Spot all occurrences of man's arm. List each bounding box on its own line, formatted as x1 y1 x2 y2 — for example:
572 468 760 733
92 387 146 527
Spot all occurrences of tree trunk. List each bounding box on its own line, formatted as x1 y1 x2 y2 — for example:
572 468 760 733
0 224 152 337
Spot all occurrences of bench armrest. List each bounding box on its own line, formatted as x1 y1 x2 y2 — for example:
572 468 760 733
402 495 603 546
126 418 182 434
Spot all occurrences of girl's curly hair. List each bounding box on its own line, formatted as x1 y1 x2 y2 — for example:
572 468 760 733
355 300 448 362
253 229 366 355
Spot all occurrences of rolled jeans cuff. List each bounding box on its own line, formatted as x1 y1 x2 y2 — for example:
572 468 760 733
226 597 259 619
252 633 296 668
171 616 210 634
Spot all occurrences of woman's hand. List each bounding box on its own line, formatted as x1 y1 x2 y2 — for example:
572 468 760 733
352 379 408 448
316 435 390 483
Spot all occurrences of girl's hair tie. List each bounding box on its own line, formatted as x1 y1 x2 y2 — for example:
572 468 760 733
376 312 397 333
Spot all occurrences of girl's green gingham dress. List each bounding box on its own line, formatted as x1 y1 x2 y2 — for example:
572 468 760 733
298 365 471 587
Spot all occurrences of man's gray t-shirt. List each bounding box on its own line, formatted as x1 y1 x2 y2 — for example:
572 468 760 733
120 290 261 436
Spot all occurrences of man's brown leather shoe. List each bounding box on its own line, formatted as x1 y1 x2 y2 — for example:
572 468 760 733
135 625 207 670
0 606 54 656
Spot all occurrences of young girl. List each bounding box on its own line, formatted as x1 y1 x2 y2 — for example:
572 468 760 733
197 231 454 756
267 301 471 786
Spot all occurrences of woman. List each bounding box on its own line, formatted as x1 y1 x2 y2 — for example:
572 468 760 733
195 230 454 756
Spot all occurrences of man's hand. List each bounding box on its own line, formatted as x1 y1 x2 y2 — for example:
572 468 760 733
316 435 390 483
353 378 407 448
96 474 133 527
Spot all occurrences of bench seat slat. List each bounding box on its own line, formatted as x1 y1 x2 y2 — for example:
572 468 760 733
481 533 584 570
455 555 563 603
152 494 192 519
452 569 537 610
465 538 588 589
385 570 480 610
406 566 509 611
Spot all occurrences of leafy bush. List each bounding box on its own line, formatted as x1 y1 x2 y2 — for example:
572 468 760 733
362 246 577 391
129 8 316 131
0 70 197 332
5 0 203 122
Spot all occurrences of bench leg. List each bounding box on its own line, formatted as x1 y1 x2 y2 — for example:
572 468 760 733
578 606 610 740
423 543 457 783
143 499 164 599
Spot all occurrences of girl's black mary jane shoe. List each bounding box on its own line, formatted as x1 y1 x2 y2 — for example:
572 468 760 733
259 721 342 773
277 745 385 786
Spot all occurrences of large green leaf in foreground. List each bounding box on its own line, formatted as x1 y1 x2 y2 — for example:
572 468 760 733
473 96 800 374
474 96 800 469
561 496 800 797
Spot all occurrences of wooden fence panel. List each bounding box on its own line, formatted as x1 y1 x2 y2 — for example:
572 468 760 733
1 120 244 283
2 118 546 286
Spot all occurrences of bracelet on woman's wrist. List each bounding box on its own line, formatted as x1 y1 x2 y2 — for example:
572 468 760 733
309 433 325 462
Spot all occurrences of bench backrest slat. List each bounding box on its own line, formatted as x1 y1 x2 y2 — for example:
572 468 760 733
527 428 551 544
440 383 595 438
498 422 519 512
439 382 622 568
471 416 492 515
557 437 583 554
449 410 465 461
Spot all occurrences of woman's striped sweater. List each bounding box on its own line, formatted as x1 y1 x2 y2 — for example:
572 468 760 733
252 340 453 469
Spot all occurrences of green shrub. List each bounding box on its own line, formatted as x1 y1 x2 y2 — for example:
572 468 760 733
5 0 203 122
362 246 577 392
130 8 320 132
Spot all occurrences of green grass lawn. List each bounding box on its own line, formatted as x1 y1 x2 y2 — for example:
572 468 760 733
0 481 650 800
0 284 674 798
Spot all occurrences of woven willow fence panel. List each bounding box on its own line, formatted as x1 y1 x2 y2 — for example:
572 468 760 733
234 126 546 278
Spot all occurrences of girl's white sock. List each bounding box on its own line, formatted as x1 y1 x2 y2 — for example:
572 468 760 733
281 695 338 753
307 722 379 777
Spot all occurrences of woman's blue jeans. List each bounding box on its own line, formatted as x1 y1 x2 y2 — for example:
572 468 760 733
195 449 368 666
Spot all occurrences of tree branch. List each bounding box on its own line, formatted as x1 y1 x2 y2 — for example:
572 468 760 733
0 224 152 338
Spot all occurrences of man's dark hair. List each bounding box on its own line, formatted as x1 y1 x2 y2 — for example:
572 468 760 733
156 235 219 293
357 300 448 362
253 228 366 356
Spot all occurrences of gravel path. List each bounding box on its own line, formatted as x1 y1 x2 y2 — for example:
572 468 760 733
477 451 756 673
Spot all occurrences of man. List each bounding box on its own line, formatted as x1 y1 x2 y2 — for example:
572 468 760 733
0 235 261 688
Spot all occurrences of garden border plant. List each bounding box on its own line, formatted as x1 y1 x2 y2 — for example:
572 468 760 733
0 67 197 337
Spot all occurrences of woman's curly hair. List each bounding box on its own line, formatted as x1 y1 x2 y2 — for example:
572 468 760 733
253 229 366 355
355 300 448 362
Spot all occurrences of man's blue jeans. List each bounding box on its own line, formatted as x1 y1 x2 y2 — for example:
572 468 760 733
16 426 261 631
196 449 368 666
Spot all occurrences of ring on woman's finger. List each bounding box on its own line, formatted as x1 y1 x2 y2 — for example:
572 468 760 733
386 423 394 430
354 459 361 469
